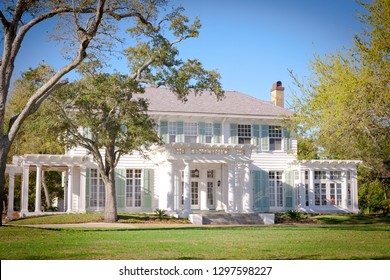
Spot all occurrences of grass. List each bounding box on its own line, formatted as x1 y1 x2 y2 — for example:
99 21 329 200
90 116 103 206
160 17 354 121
2 213 390 260
1 224 390 260
6 213 190 225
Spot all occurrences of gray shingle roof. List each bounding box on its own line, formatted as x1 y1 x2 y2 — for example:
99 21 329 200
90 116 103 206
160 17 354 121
135 87 291 117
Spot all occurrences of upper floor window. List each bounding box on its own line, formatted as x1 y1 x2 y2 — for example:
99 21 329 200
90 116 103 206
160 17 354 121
168 122 177 143
184 122 198 143
205 123 213 144
269 125 282 150
238 124 251 144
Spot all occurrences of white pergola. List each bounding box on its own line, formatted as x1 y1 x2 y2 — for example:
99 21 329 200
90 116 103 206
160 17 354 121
5 154 95 219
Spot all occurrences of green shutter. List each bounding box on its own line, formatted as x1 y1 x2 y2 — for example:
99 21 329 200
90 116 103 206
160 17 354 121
253 125 261 152
177 121 184 143
253 170 269 211
198 122 205 144
143 169 154 211
230 123 238 144
115 169 126 210
213 123 222 143
283 128 291 152
85 168 90 210
160 121 168 143
284 171 294 210
261 125 269 151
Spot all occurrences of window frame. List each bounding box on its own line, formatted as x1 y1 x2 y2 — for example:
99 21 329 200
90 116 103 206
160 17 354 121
269 125 282 150
238 124 252 144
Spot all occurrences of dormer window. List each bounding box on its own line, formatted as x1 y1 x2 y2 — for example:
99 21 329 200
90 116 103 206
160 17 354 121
269 125 282 150
238 124 251 144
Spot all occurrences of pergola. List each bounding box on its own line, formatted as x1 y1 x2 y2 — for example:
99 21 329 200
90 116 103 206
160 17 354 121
5 154 95 219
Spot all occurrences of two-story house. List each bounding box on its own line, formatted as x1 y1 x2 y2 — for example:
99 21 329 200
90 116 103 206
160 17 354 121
5 81 360 219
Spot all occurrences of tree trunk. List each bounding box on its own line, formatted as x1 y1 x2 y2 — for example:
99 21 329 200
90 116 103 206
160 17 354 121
0 137 11 226
103 168 117 223
42 171 51 209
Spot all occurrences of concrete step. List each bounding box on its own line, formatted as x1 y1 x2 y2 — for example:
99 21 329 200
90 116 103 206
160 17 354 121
201 213 265 225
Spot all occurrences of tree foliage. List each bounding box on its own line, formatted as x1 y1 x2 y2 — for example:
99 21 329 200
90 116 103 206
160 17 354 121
48 1 222 223
288 0 390 179
0 0 222 224
51 73 161 222
6 64 64 157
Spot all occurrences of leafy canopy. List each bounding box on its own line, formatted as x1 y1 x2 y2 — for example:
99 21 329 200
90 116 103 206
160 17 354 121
288 0 390 178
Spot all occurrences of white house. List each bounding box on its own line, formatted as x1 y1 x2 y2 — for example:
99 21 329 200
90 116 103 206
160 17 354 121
5 81 360 219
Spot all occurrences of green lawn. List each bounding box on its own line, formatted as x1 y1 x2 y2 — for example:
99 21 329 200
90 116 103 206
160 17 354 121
1 224 390 260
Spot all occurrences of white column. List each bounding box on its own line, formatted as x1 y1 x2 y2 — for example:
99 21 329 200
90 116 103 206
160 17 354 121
79 166 87 213
221 164 229 211
242 163 253 213
35 165 42 212
351 170 359 213
341 171 348 209
7 172 15 219
183 161 191 216
20 164 30 215
67 166 73 213
166 161 175 212
227 162 236 213
62 171 68 212
200 168 207 210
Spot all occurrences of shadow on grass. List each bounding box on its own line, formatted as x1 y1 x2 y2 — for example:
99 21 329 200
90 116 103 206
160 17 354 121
314 214 390 225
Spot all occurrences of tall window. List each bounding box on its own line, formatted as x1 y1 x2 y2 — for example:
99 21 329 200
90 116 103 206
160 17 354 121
168 122 177 143
184 122 198 143
90 169 105 208
205 123 213 144
269 171 283 207
269 125 282 150
238 124 251 144
126 169 142 208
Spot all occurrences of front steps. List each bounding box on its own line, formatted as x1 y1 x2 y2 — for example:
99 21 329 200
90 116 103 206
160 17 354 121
189 212 275 225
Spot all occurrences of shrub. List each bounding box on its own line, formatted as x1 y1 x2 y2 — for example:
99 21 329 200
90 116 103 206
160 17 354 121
154 209 168 219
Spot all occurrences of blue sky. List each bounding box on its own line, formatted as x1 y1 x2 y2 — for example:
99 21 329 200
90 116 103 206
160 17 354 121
11 0 366 107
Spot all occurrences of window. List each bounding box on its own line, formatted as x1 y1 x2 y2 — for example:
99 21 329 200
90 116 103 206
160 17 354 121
314 171 326 180
321 183 327 205
269 171 283 207
330 171 342 180
90 169 105 209
168 122 177 143
184 122 198 143
269 125 282 150
238 124 251 144
126 169 142 208
336 183 342 206
315 183 327 206
205 123 213 144
305 184 309 206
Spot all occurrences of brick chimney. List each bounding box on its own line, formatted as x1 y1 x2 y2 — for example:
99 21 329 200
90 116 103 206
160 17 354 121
271 81 284 107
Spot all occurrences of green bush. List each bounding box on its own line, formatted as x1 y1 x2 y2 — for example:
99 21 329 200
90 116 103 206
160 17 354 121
154 209 167 219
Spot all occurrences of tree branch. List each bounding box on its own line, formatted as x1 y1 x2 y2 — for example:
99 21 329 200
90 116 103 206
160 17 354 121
0 11 9 28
